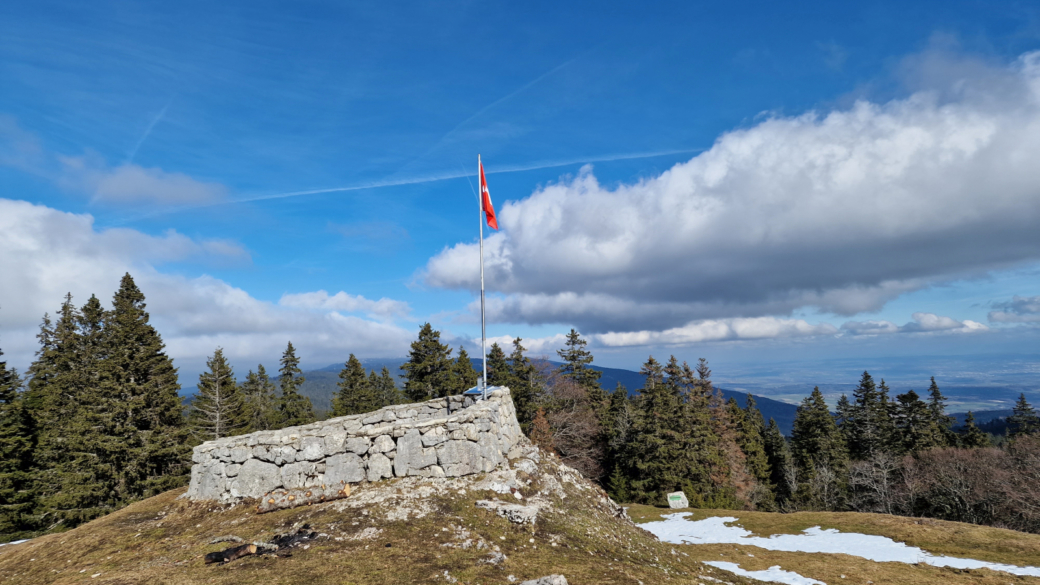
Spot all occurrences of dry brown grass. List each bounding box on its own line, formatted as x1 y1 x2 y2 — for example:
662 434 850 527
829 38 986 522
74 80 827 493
0 484 757 585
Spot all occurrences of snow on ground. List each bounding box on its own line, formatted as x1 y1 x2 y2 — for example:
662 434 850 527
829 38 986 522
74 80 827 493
704 561 824 585
642 514 1040 578
0 540 28 548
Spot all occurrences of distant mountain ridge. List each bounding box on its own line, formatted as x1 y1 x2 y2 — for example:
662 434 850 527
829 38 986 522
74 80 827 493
304 358 801 434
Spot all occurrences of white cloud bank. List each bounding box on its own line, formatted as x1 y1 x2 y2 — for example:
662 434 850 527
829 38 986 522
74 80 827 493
0 198 413 375
425 51 1040 338
989 295 1040 324
841 312 987 336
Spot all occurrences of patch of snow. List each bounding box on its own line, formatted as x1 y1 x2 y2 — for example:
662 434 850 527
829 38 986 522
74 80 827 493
643 514 1040 578
0 540 28 548
705 561 825 585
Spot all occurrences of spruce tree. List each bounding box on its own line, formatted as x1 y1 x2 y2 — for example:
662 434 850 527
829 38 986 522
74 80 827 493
485 343 510 387
790 386 848 508
240 365 279 432
924 377 954 447
450 347 479 395
876 379 898 453
189 348 245 441
628 356 677 504
401 323 453 401
375 366 399 407
105 274 190 498
677 360 730 508
332 354 379 416
1008 393 1040 437
892 390 937 453
763 418 795 508
0 345 34 540
508 338 540 431
847 371 885 460
960 411 990 448
277 341 314 426
556 329 604 402
738 395 774 501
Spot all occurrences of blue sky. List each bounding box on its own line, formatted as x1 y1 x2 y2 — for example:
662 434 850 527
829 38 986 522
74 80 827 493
2 0 1040 393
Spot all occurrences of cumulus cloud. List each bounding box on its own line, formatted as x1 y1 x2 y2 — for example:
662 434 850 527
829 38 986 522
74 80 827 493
841 312 987 335
595 317 838 347
0 198 413 375
425 51 1040 334
988 295 1040 323
279 290 411 320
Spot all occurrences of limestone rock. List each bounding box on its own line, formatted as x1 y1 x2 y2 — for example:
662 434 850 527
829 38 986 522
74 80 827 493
520 576 567 585
437 440 483 477
230 447 251 463
345 436 372 455
281 461 318 490
421 426 448 447
299 436 325 461
230 459 281 498
394 429 437 477
366 453 392 481
325 453 366 485
370 434 394 453
475 500 540 525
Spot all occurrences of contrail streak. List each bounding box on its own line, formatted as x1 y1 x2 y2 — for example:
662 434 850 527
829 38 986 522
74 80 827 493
127 101 171 163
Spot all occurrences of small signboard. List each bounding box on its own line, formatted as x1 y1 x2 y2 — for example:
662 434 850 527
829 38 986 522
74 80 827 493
666 490 689 509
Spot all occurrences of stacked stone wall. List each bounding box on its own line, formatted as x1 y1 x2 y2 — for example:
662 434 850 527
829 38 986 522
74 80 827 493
186 388 522 503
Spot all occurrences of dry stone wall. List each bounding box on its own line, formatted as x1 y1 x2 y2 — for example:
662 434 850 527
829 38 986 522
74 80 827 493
186 388 522 503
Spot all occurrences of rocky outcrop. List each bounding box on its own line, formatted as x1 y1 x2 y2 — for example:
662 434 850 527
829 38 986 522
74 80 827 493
187 389 522 503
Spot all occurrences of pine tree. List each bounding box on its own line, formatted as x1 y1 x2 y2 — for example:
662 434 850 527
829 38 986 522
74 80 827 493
892 390 937 453
277 341 314 426
485 343 510 387
847 371 885 460
925 377 955 447
450 347 479 396
960 411 990 448
401 323 453 402
876 379 898 453
190 348 245 441
556 329 604 402
105 274 190 498
332 354 379 416
1008 393 1040 437
508 338 540 431
240 365 279 432
0 344 34 540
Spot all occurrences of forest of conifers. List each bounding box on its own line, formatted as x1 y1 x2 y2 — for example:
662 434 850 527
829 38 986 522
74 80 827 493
1 274 1039 543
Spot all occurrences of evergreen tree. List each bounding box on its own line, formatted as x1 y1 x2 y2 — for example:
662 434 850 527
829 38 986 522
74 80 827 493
374 366 400 407
876 379 898 453
277 341 314 426
332 354 379 416
1008 393 1040 437
628 356 677 504
240 365 279 432
959 411 990 448
847 371 885 460
450 347 479 396
105 274 190 498
925 377 955 447
507 338 540 431
485 343 510 387
189 348 246 441
738 395 774 500
892 390 937 453
763 418 795 508
790 387 848 508
0 344 34 540
556 329 604 402
401 323 453 401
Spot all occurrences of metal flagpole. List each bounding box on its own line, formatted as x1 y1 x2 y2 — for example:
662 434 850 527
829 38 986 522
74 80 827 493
479 154 488 400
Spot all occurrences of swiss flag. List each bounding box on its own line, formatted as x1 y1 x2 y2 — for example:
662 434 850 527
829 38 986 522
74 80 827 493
479 159 498 230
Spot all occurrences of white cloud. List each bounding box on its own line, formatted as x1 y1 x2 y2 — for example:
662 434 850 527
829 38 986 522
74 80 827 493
841 312 987 336
424 51 1040 335
279 290 411 320
0 198 413 376
595 317 838 347
989 295 1040 324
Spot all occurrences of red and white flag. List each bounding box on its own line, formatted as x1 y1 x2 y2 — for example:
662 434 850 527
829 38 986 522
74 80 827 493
479 159 498 230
